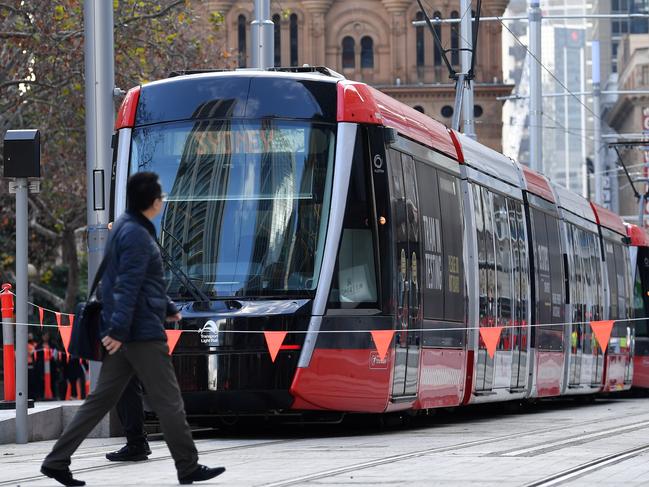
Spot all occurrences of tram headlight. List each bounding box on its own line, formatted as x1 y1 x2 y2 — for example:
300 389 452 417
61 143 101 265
208 351 218 391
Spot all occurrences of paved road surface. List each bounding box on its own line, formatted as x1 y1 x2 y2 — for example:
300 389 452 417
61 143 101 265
1 397 649 486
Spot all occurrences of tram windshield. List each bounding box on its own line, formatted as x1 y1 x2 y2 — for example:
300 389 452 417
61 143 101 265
129 119 336 299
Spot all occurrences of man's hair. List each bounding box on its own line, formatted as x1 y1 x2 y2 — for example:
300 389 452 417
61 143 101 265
127 172 162 212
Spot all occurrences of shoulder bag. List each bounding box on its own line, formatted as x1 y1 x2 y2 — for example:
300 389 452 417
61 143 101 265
69 242 113 361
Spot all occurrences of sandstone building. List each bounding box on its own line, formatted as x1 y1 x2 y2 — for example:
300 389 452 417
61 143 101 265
206 0 512 151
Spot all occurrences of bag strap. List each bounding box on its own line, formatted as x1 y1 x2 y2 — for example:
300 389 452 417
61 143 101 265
88 225 121 299
88 253 109 299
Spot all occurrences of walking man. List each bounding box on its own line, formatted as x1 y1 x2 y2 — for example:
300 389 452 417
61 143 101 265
41 172 225 486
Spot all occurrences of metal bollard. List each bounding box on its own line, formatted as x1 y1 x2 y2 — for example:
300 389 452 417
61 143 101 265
1 283 16 401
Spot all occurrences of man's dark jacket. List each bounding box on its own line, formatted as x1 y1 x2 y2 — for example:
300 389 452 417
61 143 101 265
100 209 178 342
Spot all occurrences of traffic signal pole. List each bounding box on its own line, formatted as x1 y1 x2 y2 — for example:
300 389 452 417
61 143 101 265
84 0 115 390
251 0 274 69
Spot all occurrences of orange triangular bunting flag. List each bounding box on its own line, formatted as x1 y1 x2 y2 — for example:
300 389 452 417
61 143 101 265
68 314 74 327
480 326 503 359
39 307 44 328
165 330 183 355
591 320 615 353
264 331 287 363
59 325 73 355
370 330 395 361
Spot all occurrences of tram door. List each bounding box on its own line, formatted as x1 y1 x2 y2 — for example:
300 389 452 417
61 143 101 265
388 150 422 398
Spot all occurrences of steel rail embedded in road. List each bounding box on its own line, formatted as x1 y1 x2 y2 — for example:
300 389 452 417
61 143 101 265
258 410 649 487
523 442 649 487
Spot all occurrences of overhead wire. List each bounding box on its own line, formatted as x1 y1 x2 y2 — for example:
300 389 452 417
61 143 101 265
497 17 603 123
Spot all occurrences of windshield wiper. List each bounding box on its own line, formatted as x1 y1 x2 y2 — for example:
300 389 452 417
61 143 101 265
156 232 210 303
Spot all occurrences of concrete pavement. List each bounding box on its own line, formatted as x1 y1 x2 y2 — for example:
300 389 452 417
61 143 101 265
1 397 648 486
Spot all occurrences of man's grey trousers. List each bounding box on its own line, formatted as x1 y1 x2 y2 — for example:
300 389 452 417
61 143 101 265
42 341 198 479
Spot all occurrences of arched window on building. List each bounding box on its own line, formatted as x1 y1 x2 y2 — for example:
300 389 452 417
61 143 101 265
415 11 425 67
360 36 374 68
434 11 442 66
273 14 281 67
342 36 355 69
413 105 425 113
290 13 298 66
450 11 459 66
238 14 247 68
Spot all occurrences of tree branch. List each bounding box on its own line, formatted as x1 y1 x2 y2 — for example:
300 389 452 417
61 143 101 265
30 283 65 310
118 0 185 25
30 219 60 240
0 31 34 39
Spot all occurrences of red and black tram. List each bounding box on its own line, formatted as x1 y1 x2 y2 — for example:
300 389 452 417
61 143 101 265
627 223 649 388
110 67 635 417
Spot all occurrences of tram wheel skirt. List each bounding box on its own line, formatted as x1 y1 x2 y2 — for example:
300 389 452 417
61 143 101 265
182 390 294 415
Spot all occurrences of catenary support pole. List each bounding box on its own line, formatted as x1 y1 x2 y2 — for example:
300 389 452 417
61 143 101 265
529 0 543 173
592 40 603 205
84 0 115 390
460 0 476 139
15 179 28 444
251 0 273 69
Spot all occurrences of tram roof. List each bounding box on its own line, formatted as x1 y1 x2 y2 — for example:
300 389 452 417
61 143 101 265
117 69 460 160
590 202 628 236
336 80 458 160
519 165 556 203
626 223 649 247
551 182 597 224
453 132 521 187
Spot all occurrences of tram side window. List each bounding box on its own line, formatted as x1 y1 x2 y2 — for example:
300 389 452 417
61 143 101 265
438 172 465 322
584 231 598 321
508 200 521 331
532 209 562 350
531 209 551 326
567 225 580 323
614 242 629 319
474 185 488 326
493 194 513 329
328 131 379 309
546 216 564 324
516 201 529 334
605 241 618 319
415 162 444 320
590 233 603 321
483 189 497 325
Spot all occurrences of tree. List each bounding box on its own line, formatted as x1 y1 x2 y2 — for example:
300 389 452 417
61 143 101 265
0 0 233 313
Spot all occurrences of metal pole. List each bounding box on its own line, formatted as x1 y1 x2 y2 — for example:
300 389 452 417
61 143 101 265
452 74 465 132
529 0 543 173
593 40 603 205
251 0 273 69
460 0 476 139
84 0 114 390
14 178 28 444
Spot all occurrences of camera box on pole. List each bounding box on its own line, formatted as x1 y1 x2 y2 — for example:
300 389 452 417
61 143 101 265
3 130 40 178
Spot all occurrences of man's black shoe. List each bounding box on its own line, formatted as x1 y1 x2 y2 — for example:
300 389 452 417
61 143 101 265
105 443 150 462
40 466 86 486
179 465 226 484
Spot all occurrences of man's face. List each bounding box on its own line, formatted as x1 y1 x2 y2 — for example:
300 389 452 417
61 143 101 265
151 196 164 218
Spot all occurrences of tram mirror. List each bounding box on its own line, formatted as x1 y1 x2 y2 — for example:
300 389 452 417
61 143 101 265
382 127 398 145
